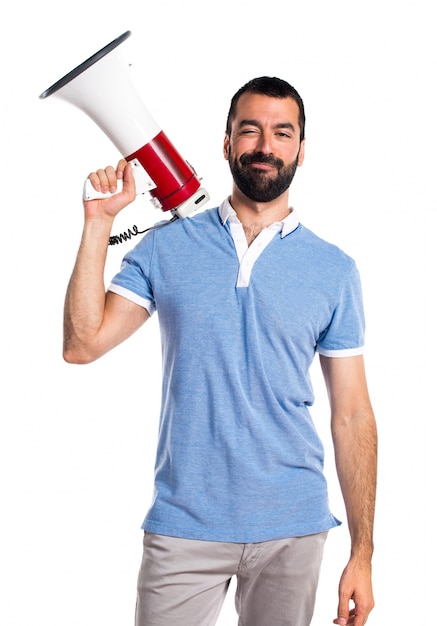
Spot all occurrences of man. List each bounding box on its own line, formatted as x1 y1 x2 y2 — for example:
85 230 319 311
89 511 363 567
63 77 377 626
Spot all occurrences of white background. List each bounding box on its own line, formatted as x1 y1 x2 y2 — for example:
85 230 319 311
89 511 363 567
1 0 434 624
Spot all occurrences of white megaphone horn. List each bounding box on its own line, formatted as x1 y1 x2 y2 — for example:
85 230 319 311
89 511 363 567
39 31 209 219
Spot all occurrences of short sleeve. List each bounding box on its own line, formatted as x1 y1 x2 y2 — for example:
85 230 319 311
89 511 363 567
316 262 365 357
107 233 156 315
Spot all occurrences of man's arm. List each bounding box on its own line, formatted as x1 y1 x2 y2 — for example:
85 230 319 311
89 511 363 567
63 160 149 364
320 354 377 626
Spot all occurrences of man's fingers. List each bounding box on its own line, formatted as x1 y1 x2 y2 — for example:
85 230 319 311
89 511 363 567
87 166 119 194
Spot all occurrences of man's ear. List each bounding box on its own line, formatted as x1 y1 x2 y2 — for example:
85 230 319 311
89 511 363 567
223 133 230 161
297 139 306 166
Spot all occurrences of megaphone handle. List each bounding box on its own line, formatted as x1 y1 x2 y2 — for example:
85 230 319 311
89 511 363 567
82 158 156 201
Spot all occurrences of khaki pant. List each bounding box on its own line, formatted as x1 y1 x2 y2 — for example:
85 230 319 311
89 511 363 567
135 531 328 626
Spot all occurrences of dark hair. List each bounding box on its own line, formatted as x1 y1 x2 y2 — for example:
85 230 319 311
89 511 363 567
226 76 306 141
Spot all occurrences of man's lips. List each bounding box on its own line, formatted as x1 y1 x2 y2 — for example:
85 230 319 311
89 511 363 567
248 162 275 170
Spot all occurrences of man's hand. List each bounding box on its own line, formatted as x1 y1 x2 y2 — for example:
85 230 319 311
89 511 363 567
84 158 136 220
333 557 374 625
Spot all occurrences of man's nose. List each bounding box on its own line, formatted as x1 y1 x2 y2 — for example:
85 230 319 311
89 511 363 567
255 132 273 154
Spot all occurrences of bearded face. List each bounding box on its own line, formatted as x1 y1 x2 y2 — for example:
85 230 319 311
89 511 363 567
228 148 300 203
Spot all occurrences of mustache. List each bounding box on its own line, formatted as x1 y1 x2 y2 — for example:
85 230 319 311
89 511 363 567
239 152 284 169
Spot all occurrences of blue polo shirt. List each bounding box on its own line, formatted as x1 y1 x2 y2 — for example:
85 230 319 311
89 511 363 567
108 199 365 542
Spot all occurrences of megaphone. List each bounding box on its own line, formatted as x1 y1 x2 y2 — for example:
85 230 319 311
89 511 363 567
39 31 209 219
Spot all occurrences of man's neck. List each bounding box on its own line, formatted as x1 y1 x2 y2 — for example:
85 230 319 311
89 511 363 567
229 188 291 243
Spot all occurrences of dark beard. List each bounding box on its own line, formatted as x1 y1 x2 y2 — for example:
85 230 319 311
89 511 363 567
228 150 299 202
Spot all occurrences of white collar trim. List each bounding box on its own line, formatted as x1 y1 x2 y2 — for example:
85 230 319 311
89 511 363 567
218 198 300 238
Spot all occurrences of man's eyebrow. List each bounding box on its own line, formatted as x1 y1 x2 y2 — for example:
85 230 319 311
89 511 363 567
236 118 261 130
238 119 297 132
274 122 296 132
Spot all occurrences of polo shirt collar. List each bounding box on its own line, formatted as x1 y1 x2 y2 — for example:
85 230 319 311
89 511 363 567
218 198 300 238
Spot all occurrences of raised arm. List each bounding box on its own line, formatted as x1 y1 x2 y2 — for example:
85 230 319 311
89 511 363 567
63 160 149 364
320 354 377 626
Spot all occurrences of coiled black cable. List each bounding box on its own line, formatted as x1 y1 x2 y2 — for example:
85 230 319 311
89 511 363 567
108 215 179 246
